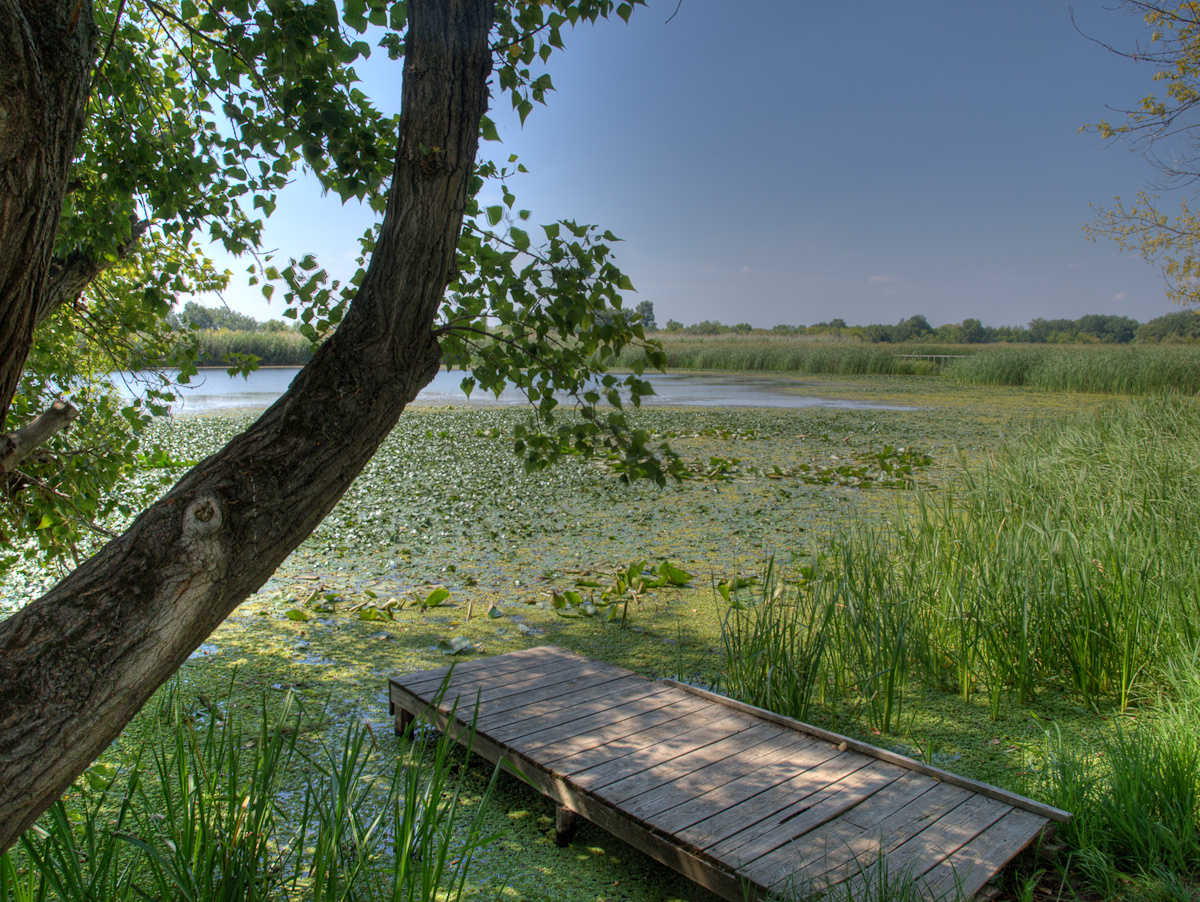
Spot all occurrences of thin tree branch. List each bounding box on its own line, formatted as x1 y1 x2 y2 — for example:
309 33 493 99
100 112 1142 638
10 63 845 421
88 0 129 98
0 401 80 475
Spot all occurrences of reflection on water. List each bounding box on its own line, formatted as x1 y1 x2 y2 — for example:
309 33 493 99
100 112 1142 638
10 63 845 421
115 367 914 413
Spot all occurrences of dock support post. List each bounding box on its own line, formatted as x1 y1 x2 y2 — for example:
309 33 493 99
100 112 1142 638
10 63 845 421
394 707 414 737
555 805 579 847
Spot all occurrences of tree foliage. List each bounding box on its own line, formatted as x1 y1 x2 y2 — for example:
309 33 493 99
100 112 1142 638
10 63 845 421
1084 2 1200 305
1 0 674 574
0 0 679 849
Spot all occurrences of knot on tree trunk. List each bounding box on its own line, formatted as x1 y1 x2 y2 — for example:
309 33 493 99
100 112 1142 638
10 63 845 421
181 493 225 573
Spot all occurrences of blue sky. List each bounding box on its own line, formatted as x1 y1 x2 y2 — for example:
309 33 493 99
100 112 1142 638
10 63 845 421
218 1 1188 329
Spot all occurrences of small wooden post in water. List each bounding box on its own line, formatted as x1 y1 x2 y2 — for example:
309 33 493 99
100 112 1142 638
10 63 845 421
555 805 579 847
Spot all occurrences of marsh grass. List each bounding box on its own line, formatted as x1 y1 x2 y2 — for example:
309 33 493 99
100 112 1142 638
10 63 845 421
713 393 1200 898
616 336 942 375
1038 713 1200 890
718 560 832 724
947 345 1200 393
195 330 313 367
815 395 1198 719
619 336 1200 393
2 679 499 902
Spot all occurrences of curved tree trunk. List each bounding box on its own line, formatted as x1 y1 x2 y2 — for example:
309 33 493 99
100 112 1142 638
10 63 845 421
0 0 494 851
0 0 96 426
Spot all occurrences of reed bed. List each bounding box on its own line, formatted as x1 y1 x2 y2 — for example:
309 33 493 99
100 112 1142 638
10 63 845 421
1 681 498 902
194 329 313 367
946 345 1200 394
616 335 943 375
725 394 1200 722
717 393 1200 895
621 336 1200 393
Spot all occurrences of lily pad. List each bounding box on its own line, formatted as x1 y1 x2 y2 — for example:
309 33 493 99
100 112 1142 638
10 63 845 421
436 636 474 656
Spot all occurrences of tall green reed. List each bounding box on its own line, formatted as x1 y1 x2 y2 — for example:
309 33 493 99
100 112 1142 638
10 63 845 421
948 345 1200 393
722 395 1200 733
718 559 833 723
616 336 1200 393
614 337 940 376
820 533 911 735
298 693 501 902
892 396 1192 715
1037 712 1200 887
1 680 502 902
122 684 296 901
193 330 313 367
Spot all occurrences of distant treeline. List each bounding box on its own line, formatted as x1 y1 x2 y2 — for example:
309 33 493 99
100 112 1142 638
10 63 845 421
659 310 1200 344
174 301 298 334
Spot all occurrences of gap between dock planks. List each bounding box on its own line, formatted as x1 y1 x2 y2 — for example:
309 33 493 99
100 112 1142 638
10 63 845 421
388 645 1069 901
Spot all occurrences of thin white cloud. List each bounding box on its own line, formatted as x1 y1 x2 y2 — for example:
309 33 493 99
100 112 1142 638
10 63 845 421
868 274 897 284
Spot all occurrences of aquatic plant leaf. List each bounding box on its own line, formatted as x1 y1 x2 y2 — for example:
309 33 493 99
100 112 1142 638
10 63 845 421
423 586 451 608
436 637 474 655
658 562 693 586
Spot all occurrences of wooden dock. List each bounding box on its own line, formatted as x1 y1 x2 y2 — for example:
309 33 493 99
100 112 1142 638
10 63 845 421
388 645 1068 901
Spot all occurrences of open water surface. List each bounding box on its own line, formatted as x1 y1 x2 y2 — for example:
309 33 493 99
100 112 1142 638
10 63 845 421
115 367 914 413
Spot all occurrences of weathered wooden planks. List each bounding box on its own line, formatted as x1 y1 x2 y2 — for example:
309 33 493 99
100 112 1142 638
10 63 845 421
388 645 1069 901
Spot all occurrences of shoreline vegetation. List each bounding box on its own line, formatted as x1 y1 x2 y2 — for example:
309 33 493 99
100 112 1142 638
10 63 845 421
182 302 1200 394
4 382 1199 900
194 327 1200 394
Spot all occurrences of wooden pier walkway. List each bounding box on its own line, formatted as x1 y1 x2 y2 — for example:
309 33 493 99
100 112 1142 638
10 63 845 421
388 645 1068 901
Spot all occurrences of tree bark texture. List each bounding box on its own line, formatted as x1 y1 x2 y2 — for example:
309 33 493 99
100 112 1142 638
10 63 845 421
0 0 96 426
0 0 495 851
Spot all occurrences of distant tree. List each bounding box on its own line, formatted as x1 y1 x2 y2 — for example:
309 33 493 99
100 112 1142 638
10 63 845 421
863 324 895 342
901 314 933 339
1045 319 1079 343
666 318 684 332
1076 314 1138 343
829 318 848 330
685 319 730 335
635 300 657 331
1136 309 1200 341
733 322 754 333
771 323 798 334
960 318 987 343
181 301 261 333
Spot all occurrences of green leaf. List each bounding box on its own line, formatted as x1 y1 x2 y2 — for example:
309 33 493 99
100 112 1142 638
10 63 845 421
423 586 450 607
285 609 309 622
659 562 693 587
436 637 474 655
